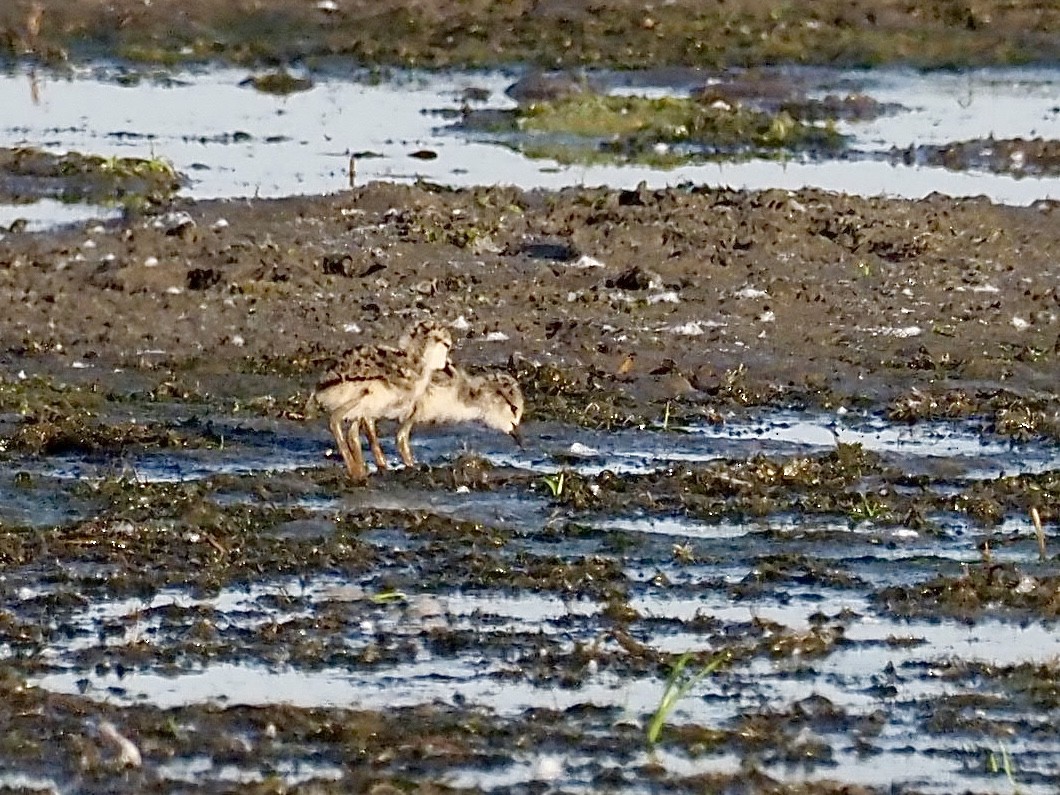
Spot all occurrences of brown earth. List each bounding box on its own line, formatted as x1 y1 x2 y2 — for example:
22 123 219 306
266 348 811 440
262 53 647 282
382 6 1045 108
1 0 1058 69
1 182 1057 428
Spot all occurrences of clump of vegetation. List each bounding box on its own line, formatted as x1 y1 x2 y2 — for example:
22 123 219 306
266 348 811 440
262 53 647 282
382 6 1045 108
957 470 1060 527
0 146 183 206
896 137 1060 178
887 388 1060 441
241 70 313 95
491 92 845 167
876 563 1060 621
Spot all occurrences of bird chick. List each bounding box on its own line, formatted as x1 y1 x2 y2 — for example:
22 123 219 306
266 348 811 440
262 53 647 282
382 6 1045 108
360 366 524 470
312 320 452 481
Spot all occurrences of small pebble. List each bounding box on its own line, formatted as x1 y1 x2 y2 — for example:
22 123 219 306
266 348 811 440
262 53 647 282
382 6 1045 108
568 442 598 457
570 255 605 268
532 755 564 782
98 721 142 768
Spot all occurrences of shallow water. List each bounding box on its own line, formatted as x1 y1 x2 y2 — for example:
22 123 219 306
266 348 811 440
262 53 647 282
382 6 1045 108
0 197 120 232
18 408 1056 484
31 567 1060 792
0 65 1058 230
5 406 1058 793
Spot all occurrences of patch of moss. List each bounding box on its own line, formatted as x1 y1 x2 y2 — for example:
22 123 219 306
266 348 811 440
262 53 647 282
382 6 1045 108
506 93 845 166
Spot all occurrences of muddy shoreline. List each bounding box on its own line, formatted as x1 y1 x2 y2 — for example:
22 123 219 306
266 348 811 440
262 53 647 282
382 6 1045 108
2 0 1059 69
1 177 1059 793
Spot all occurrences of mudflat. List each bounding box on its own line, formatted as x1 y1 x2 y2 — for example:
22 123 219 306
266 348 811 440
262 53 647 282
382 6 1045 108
2 183 1057 426
1 2 1059 793
2 0 1058 68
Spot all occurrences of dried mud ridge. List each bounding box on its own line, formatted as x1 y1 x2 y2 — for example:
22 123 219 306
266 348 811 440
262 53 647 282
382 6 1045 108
2 0 1058 69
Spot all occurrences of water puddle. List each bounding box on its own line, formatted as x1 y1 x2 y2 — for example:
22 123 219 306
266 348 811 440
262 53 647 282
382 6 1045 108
29 568 1060 793
157 757 344 788
14 409 1057 491
1 65 1057 230
0 197 120 232
517 411 1060 480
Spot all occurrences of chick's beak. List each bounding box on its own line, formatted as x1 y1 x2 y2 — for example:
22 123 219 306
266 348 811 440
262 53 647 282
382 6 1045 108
509 427 524 448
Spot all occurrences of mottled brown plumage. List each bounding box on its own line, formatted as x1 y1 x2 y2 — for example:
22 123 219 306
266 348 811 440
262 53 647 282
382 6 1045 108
360 365 525 469
311 320 452 481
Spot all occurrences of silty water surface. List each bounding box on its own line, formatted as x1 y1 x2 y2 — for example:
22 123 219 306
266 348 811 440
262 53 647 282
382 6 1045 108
0 65 1058 232
12 407 1059 793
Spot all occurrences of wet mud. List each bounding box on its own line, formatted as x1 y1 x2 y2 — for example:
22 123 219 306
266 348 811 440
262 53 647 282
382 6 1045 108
2 0 1058 69
0 179 1057 792
0 1 1058 790
1 182 1056 407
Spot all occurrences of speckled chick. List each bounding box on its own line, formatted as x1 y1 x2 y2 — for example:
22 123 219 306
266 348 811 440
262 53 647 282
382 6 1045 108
361 366 524 470
312 320 452 481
